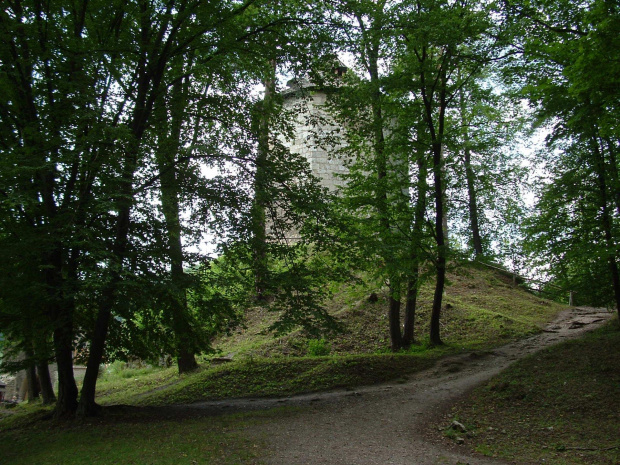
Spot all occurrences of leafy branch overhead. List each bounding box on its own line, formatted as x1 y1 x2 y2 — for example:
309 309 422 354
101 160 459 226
0 0 618 419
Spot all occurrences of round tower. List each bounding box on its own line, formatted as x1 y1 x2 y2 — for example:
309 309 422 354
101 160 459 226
281 66 348 191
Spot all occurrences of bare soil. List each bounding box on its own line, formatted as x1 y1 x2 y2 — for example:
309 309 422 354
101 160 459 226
184 306 612 465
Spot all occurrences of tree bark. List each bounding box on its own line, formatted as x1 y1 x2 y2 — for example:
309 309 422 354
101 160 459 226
31 336 56 405
363 12 403 351
53 318 78 416
25 363 40 402
77 290 113 416
440 144 449 246
48 255 78 416
602 137 620 215
403 148 429 347
389 288 403 352
37 361 56 405
592 137 620 325
420 46 449 346
464 143 483 256
155 71 198 374
403 278 418 347
430 138 447 346
252 59 276 300
459 87 483 256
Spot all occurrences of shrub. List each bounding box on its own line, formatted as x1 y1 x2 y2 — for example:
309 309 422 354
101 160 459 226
307 338 330 356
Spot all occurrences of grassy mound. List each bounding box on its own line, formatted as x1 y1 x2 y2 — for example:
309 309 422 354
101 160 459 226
91 263 565 407
212 262 565 358
447 320 620 465
99 353 442 406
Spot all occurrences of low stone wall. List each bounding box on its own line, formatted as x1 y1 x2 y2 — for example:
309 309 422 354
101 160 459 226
0 363 86 402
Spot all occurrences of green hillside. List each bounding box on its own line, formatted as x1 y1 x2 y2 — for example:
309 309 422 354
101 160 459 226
92 263 565 407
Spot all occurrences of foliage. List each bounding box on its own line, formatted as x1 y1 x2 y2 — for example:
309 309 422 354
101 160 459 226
307 338 331 356
1 0 616 418
0 0 348 414
505 0 620 313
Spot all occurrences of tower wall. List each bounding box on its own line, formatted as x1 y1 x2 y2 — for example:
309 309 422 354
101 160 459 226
282 84 347 191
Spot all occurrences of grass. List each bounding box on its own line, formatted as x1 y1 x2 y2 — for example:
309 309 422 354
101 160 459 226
212 263 565 358
95 364 180 406
88 264 564 408
99 352 445 406
0 409 264 465
446 320 620 465
0 263 572 465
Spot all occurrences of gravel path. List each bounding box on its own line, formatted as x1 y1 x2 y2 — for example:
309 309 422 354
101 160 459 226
167 306 612 464
236 306 612 465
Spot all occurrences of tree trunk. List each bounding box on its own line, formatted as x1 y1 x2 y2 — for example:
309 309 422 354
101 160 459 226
53 319 78 416
78 135 139 416
365 31 404 351
430 139 446 346
608 259 620 327
602 137 620 215
77 291 113 416
50 270 78 416
24 344 40 402
459 88 483 256
592 138 620 325
403 144 429 347
464 147 483 256
252 59 276 300
389 286 403 351
78 124 140 417
402 277 418 347
440 144 449 246
31 329 56 404
37 361 56 405
155 70 198 374
25 363 40 402
421 52 449 347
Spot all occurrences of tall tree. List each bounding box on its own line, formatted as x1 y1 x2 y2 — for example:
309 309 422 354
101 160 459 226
77 0 301 416
505 0 620 321
325 0 423 351
152 57 199 374
1 0 326 416
395 0 499 344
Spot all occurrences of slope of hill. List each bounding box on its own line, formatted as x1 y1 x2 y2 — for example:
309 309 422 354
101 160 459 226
91 262 566 407
212 262 565 358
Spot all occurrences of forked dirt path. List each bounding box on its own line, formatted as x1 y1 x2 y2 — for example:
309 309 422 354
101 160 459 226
175 306 613 464
249 307 612 465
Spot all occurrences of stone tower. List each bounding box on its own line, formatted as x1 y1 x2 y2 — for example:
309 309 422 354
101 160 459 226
281 66 348 191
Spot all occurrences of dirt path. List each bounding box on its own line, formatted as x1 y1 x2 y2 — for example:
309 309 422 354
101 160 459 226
241 306 612 465
170 306 612 464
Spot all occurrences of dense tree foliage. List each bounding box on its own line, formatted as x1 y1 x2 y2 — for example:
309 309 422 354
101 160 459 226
0 0 617 417
504 0 620 320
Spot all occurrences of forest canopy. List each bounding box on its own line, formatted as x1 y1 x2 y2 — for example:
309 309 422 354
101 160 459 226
0 0 618 417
